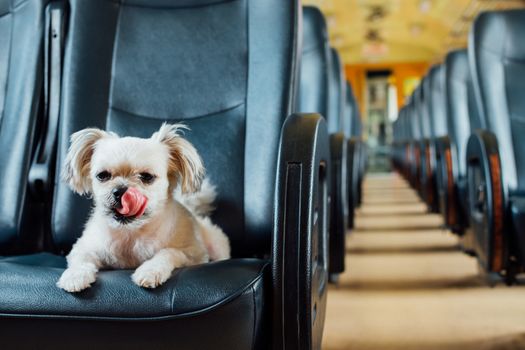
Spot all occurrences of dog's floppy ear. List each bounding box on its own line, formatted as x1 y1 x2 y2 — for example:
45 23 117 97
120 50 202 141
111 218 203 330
61 128 114 195
152 123 204 193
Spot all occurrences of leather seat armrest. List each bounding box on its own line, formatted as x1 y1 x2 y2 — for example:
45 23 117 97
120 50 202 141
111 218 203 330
272 113 330 350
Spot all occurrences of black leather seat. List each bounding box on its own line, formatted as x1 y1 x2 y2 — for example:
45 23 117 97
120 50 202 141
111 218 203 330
354 106 366 206
0 1 330 348
344 82 363 223
328 51 366 217
296 6 347 279
427 65 446 213
466 9 525 282
428 65 447 140
391 107 403 175
393 106 409 179
436 49 484 237
328 48 346 135
406 94 420 189
402 106 412 180
415 83 431 196
350 83 365 206
418 67 440 212
0 0 49 254
402 106 412 181
297 6 330 118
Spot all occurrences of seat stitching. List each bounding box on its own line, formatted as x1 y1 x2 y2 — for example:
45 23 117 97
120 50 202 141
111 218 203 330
251 281 256 349
110 101 245 121
0 11 13 127
107 0 123 128
0 261 271 320
9 0 30 13
510 115 525 124
302 45 323 54
169 267 184 314
477 43 525 63
106 0 240 10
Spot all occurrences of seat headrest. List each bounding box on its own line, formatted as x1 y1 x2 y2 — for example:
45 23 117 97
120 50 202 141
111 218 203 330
472 9 525 61
302 6 328 53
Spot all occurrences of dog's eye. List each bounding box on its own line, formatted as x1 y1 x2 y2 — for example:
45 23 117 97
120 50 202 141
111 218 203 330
139 172 155 184
96 171 112 182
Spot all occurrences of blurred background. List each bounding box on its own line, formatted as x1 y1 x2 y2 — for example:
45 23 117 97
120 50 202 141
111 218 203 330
303 0 525 172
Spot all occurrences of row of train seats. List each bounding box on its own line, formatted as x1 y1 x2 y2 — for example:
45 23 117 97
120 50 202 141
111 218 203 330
0 0 365 349
392 8 525 285
0 0 363 348
297 6 365 282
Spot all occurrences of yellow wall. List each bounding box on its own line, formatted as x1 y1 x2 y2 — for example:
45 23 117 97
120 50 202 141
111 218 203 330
345 61 429 119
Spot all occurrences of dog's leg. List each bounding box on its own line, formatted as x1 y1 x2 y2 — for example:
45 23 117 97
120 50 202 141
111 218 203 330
132 248 189 288
57 246 102 293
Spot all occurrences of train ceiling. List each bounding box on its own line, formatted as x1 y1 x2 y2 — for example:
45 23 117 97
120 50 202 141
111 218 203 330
303 0 525 64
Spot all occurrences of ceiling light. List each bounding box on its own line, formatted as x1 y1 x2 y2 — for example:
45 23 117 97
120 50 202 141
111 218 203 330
410 23 424 36
362 42 389 58
332 35 344 46
419 0 431 13
326 15 336 28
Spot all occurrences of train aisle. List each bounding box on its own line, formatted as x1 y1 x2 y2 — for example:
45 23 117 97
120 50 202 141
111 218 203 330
323 172 525 350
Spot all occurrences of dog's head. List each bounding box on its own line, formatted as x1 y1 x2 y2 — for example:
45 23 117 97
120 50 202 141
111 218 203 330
62 123 204 227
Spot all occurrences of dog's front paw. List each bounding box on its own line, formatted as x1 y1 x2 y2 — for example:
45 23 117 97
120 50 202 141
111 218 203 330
57 266 97 293
132 262 172 288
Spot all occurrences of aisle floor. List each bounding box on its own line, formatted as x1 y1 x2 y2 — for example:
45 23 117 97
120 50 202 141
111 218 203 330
322 173 525 350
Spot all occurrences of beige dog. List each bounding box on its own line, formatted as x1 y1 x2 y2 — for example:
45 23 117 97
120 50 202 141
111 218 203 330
57 123 230 293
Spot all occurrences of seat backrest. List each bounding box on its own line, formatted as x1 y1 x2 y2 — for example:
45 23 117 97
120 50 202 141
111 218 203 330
401 107 408 142
444 49 478 178
420 75 433 140
395 108 403 142
346 82 360 138
392 112 398 142
409 93 421 141
415 84 430 140
429 64 447 139
470 9 525 192
51 0 300 257
296 6 329 120
404 107 410 142
0 0 47 252
327 48 346 134
405 105 412 142
394 107 403 142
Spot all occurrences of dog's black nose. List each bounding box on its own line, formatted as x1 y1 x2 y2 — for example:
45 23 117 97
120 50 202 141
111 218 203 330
112 186 128 201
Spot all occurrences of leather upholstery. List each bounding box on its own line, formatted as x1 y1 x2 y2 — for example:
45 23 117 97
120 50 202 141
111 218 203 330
346 82 360 138
444 50 472 179
296 6 330 120
0 0 303 348
469 9 525 192
51 0 299 257
297 7 347 277
429 64 446 138
419 76 432 139
0 255 269 350
327 48 346 134
411 87 422 140
0 253 267 318
401 106 409 141
0 0 47 251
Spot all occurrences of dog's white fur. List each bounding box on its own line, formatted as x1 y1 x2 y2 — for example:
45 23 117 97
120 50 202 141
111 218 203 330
57 123 230 292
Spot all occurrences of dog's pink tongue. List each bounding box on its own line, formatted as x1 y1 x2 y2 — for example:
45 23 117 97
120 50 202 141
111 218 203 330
117 188 148 217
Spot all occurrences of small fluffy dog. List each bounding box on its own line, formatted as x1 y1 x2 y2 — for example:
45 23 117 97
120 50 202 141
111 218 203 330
57 123 230 293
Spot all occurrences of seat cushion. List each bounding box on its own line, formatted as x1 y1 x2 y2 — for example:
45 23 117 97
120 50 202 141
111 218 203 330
0 254 270 349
